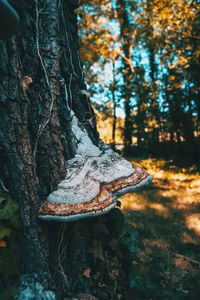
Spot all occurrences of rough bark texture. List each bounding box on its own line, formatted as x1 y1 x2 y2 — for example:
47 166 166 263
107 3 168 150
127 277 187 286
0 1 140 299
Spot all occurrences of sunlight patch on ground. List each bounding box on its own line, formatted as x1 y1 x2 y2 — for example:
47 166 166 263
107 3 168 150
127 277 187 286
121 158 200 297
150 169 165 179
189 178 200 187
121 196 169 217
121 158 200 213
185 214 200 235
122 200 146 211
121 193 148 211
148 203 169 217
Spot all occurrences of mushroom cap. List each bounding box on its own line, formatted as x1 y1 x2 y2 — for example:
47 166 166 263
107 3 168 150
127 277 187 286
38 115 153 222
38 162 152 222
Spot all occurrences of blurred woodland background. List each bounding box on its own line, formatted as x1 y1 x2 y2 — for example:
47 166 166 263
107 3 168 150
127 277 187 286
0 1 200 299
77 3 200 296
78 0 200 166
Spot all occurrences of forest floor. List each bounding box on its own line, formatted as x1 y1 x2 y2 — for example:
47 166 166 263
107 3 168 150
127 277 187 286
121 158 200 300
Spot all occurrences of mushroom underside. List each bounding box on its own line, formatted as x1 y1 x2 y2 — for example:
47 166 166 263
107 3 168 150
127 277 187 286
38 165 152 222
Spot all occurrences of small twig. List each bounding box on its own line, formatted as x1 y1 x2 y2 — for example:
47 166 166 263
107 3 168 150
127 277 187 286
174 253 200 266
77 50 84 80
57 223 70 289
123 55 136 74
68 73 73 108
71 229 84 240
64 82 71 112
34 1 55 157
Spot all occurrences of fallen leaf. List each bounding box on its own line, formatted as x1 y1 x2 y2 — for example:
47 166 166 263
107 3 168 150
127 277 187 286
83 268 91 278
0 240 6 247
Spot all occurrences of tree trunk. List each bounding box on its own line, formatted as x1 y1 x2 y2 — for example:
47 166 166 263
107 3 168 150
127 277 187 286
0 1 142 299
146 0 160 154
111 59 117 149
116 0 133 156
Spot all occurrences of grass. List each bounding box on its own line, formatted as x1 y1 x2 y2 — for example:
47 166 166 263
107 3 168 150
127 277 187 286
121 158 200 299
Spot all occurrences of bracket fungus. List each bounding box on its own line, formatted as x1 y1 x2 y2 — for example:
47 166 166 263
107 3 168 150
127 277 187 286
38 112 152 222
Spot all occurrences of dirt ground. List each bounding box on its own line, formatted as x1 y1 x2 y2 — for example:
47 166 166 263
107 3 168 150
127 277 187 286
121 158 200 300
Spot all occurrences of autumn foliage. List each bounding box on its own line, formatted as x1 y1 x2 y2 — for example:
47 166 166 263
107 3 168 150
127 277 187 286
78 0 200 162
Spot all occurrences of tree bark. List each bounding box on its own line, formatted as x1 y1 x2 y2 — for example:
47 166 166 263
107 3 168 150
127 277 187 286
111 59 117 149
116 0 133 155
0 1 138 299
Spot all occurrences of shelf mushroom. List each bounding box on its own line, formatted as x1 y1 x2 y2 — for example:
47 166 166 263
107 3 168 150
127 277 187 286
38 114 153 222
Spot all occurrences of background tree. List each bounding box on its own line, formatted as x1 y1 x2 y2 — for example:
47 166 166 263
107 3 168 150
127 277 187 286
115 0 136 155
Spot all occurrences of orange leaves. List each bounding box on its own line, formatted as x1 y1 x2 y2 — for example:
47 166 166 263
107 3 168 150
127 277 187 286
83 268 91 278
0 240 6 247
